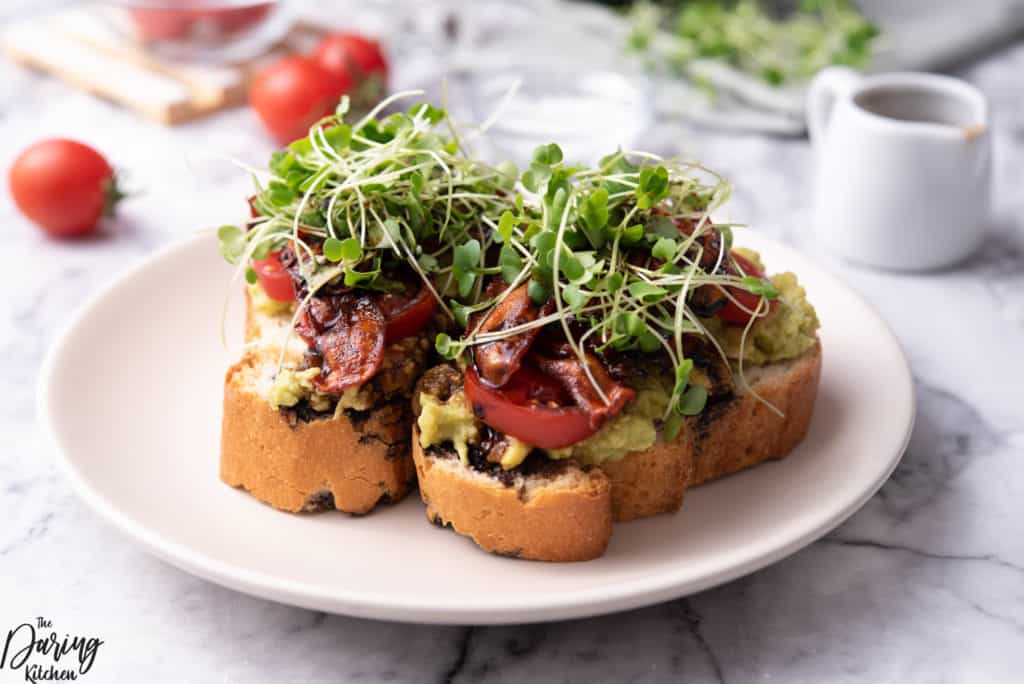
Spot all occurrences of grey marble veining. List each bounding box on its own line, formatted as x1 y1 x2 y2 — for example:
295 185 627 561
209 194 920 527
2 4 1024 683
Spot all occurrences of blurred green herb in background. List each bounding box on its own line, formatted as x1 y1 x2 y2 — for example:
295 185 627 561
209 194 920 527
626 0 879 87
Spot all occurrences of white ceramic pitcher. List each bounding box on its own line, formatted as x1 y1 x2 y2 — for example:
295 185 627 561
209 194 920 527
808 67 991 270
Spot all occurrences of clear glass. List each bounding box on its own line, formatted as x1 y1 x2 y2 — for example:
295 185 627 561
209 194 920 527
464 66 653 167
102 0 291 64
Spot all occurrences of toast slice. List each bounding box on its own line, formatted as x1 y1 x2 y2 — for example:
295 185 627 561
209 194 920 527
219 288 422 514
412 433 613 561
603 340 821 520
411 341 821 559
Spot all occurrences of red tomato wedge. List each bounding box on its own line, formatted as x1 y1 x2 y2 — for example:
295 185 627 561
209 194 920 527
463 366 601 450
378 283 437 344
717 251 774 325
252 250 296 302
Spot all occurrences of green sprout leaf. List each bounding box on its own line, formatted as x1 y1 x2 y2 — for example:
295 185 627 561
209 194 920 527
497 210 516 243
499 245 523 283
323 237 343 262
559 251 586 282
528 279 549 305
638 331 661 353
563 284 587 309
637 166 669 209
532 143 563 166
217 225 246 264
663 412 683 442
675 358 694 388
622 224 645 245
602 272 625 293
435 333 455 359
409 170 424 195
410 103 445 124
340 237 363 262
581 188 609 248
417 253 439 273
652 237 677 262
454 239 481 272
740 276 779 299
245 266 258 284
496 160 518 189
521 164 551 194
628 281 668 302
450 302 472 329
679 385 708 415
453 239 481 298
324 124 352 151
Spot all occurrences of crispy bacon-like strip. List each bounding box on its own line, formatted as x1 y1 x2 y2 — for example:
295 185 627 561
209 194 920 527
472 282 553 388
532 352 636 429
308 296 385 394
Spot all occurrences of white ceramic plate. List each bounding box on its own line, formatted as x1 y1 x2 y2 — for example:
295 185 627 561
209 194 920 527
38 231 914 625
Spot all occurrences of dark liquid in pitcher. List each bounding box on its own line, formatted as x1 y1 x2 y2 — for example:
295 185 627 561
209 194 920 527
854 85 975 126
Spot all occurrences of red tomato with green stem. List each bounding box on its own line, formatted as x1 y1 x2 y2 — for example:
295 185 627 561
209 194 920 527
249 56 350 145
9 139 123 238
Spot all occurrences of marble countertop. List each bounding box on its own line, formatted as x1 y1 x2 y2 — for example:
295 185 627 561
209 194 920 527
3 3 1024 683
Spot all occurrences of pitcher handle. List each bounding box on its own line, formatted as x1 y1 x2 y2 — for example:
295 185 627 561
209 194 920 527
807 67 862 148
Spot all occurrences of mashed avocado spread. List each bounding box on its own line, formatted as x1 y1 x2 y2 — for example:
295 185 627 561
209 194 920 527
546 380 670 466
267 368 332 411
248 282 293 317
702 249 819 366
417 380 671 469
267 367 380 413
417 390 479 463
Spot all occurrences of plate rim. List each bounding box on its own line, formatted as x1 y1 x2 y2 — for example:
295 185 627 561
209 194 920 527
36 232 915 625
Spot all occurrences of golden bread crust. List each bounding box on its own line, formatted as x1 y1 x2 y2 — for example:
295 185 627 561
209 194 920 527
687 340 822 486
412 430 612 562
220 355 415 514
219 288 416 514
600 434 693 522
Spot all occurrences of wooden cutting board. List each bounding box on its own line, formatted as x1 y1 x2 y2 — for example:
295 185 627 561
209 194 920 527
1 6 323 125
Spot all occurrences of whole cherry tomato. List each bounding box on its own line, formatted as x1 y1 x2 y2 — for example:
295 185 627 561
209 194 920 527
312 33 388 83
249 56 349 145
9 139 121 238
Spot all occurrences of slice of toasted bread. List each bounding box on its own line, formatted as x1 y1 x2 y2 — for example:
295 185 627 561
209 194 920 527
219 289 418 514
603 341 822 519
412 431 613 561
686 340 822 486
599 433 693 522
411 341 821 558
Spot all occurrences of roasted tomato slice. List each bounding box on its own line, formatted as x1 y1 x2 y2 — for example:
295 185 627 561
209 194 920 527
377 282 437 344
310 296 385 393
252 250 296 302
472 282 553 387
465 348 636 449
463 366 598 449
717 251 775 325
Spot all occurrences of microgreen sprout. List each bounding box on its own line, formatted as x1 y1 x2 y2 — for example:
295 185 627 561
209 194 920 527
217 91 522 347
628 0 879 88
441 142 782 429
